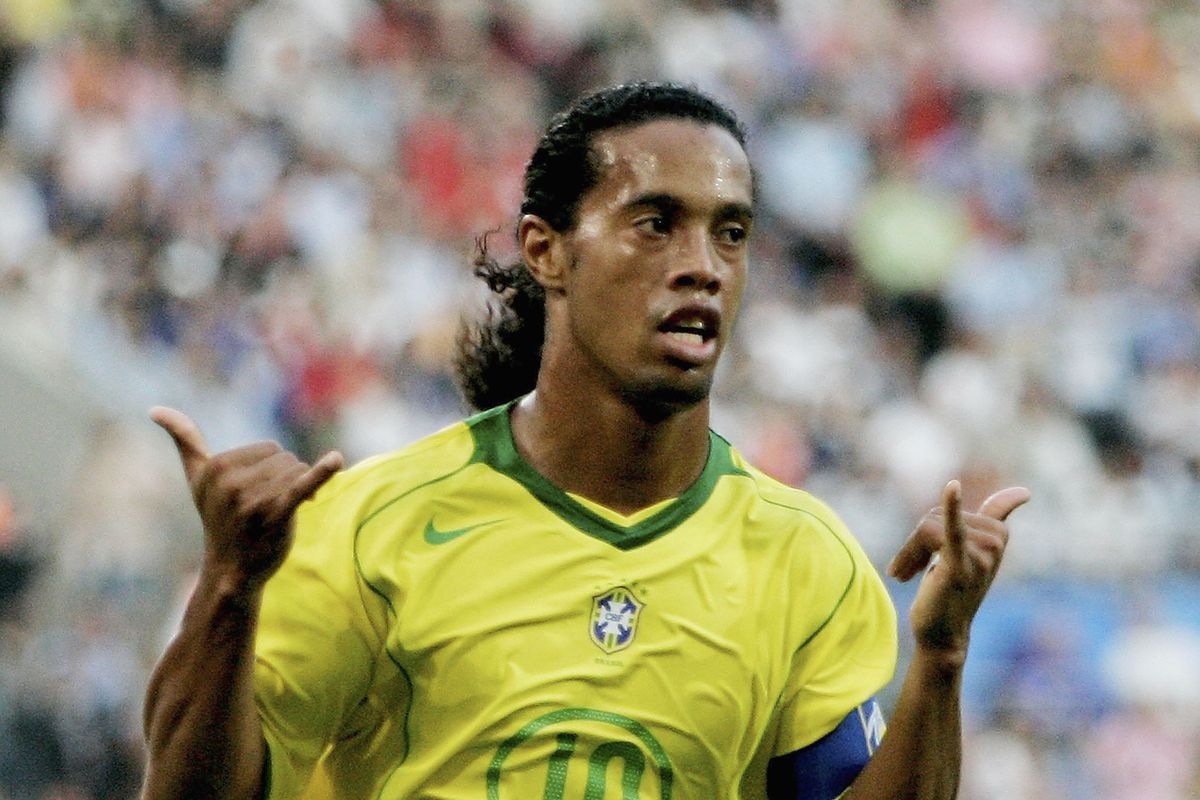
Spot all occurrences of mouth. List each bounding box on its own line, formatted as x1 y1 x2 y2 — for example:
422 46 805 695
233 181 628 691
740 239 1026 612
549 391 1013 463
656 306 721 364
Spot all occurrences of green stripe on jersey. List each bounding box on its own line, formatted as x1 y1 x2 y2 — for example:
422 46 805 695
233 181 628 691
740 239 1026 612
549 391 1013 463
466 401 748 550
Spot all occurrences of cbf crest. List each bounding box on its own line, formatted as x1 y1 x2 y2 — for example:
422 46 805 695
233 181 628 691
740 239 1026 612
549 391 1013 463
590 586 644 654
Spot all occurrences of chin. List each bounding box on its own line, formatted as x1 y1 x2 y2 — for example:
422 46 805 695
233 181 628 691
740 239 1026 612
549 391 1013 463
617 374 712 422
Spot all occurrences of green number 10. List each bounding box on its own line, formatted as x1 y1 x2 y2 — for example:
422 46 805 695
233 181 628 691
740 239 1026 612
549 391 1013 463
543 733 647 800
487 708 673 800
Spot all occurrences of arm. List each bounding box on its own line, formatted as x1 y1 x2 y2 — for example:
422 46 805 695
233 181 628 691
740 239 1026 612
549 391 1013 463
142 562 267 800
141 407 343 800
842 480 1029 800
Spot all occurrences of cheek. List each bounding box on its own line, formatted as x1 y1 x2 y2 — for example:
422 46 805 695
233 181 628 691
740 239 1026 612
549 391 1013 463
565 260 655 357
730 263 749 306
569 236 654 303
571 279 642 340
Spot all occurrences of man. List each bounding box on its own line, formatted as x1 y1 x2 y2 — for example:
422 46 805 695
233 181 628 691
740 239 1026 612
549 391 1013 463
141 83 1028 799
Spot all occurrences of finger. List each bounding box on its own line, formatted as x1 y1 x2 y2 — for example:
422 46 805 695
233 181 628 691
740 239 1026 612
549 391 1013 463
978 486 1032 521
283 451 345 511
209 441 286 470
234 450 308 500
965 528 1007 570
887 515 945 581
943 479 965 563
149 406 210 482
246 456 312 517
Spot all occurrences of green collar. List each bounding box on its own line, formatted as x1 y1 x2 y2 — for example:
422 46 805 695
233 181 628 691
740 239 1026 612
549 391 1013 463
466 400 746 550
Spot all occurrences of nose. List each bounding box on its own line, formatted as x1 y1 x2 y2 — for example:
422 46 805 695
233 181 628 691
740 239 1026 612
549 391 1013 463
669 230 722 294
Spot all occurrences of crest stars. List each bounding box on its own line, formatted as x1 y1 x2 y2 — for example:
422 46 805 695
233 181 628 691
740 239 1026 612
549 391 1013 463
589 586 645 654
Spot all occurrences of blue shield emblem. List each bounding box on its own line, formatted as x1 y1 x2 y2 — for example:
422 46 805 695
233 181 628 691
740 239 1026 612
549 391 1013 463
590 586 644 654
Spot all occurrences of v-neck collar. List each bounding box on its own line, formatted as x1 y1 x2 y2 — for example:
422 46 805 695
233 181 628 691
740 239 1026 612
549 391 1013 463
466 401 746 550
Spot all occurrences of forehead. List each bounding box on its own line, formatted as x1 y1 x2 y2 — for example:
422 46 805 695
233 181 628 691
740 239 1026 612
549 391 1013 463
586 119 753 210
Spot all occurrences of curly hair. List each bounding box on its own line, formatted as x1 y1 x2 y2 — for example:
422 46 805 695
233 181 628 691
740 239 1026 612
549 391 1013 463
454 81 748 412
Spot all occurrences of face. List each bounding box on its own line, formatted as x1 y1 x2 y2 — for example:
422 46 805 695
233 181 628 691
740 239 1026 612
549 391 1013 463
528 119 754 413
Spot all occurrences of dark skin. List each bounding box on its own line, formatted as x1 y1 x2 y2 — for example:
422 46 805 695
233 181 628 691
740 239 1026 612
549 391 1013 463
511 120 753 513
141 409 342 799
142 119 1029 800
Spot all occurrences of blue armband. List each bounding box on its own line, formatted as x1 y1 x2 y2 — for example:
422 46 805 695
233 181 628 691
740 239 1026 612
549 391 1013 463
766 698 886 800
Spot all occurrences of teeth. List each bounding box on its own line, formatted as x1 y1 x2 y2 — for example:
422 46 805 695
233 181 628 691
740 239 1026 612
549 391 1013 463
667 331 705 345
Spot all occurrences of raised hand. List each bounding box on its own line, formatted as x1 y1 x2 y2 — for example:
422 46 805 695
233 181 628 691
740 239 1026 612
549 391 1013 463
151 406 344 591
887 480 1030 661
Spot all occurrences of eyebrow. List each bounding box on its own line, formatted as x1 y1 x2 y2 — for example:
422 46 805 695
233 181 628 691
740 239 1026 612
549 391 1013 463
626 192 754 222
627 192 683 216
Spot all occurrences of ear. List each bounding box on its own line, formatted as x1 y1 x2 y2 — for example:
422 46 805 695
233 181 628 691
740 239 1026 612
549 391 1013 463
519 214 570 292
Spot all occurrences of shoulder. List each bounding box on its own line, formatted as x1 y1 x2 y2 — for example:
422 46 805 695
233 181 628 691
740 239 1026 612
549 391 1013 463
717 439 885 611
304 416 479 520
724 441 861 553
720 441 896 664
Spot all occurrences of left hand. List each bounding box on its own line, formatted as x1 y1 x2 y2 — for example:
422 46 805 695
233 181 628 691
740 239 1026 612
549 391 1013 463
887 480 1030 662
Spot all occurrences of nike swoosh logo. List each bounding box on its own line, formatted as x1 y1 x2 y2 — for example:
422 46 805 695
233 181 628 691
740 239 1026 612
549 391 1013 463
423 519 502 545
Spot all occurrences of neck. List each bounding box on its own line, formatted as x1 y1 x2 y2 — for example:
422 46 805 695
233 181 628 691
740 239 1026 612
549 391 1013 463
510 376 712 516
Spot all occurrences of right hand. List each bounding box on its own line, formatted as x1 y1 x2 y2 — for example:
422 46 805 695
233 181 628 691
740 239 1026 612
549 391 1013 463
151 406 344 591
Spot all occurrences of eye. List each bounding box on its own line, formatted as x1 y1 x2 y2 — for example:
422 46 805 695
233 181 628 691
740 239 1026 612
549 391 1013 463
635 215 670 236
716 223 748 245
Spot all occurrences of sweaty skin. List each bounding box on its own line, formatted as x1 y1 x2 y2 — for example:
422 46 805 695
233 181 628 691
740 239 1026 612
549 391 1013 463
141 406 342 800
140 118 1029 800
512 120 753 514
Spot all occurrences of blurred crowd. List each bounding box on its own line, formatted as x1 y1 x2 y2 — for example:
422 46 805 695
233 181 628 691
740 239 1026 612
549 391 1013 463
1 0 1199 797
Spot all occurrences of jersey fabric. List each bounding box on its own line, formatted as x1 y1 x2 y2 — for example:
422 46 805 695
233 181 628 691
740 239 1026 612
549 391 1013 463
253 401 898 800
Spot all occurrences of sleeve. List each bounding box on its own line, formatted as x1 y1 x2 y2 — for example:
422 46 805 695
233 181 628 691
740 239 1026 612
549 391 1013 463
772 511 898 758
253 480 387 799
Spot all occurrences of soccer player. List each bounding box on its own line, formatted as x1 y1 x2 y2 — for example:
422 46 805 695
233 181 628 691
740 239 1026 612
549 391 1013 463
141 83 1029 799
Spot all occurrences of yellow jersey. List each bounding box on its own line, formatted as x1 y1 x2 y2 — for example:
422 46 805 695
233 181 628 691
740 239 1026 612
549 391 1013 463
254 402 897 799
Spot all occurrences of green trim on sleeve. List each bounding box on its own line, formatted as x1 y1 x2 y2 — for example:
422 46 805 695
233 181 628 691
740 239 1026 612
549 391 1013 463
350 445 475 774
756 496 859 653
466 401 748 550
260 737 272 799
258 722 292 800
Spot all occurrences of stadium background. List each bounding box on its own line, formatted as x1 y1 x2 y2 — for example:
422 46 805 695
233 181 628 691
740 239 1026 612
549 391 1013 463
1 0 1198 797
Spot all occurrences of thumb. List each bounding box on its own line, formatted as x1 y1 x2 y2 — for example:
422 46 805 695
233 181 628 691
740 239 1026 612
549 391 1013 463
978 486 1032 521
149 406 210 483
